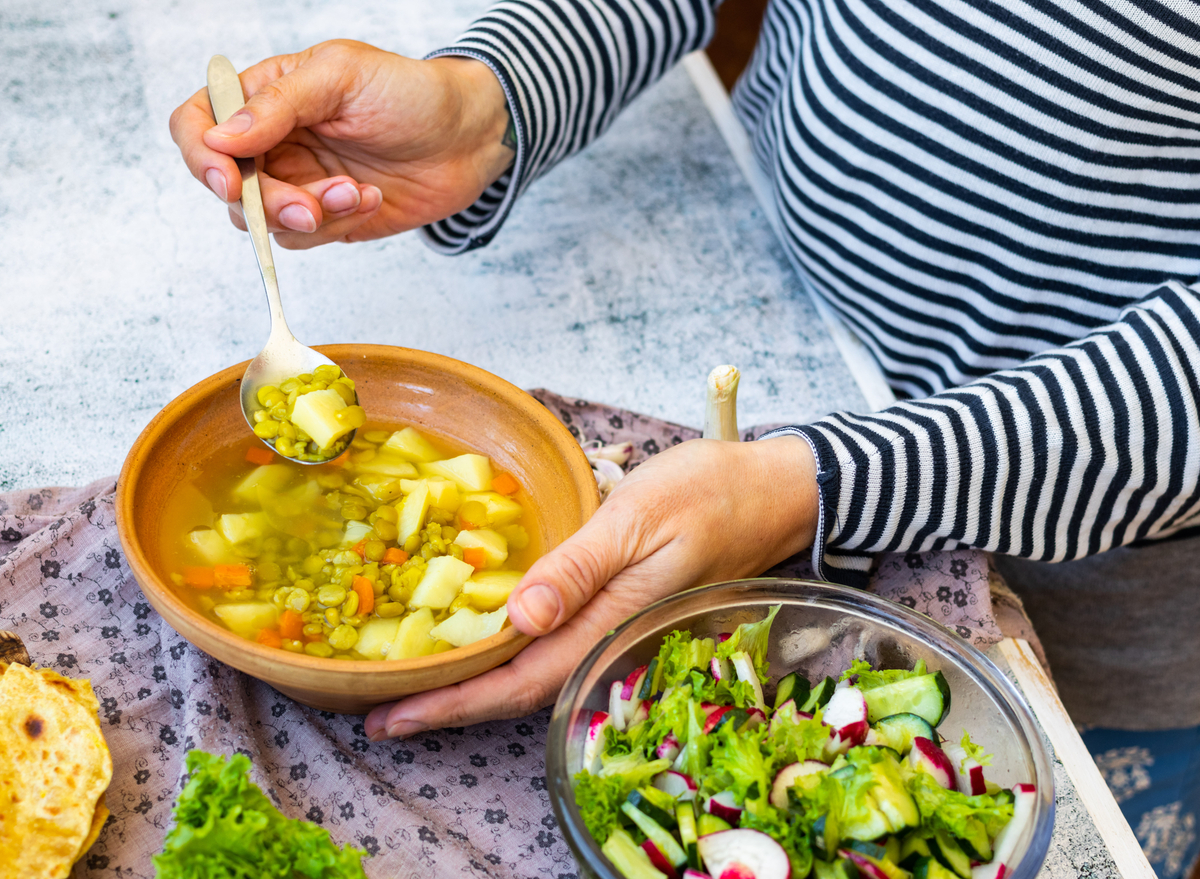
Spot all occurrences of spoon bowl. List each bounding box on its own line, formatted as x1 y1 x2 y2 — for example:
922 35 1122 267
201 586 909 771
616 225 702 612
207 55 356 462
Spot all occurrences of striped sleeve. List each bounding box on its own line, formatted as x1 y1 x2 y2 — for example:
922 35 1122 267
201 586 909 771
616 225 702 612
763 281 1200 587
421 0 718 254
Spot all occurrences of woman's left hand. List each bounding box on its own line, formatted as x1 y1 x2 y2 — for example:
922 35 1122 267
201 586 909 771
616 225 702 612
365 434 819 741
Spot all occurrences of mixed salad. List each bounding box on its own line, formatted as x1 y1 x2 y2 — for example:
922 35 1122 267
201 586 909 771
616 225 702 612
573 606 1037 879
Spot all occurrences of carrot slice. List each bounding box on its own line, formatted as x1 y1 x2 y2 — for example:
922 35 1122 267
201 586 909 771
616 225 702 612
383 547 409 566
303 633 325 644
245 445 275 466
352 576 375 615
351 539 367 560
183 566 215 588
214 564 252 588
490 473 520 495
256 628 282 648
462 548 488 571
279 609 304 641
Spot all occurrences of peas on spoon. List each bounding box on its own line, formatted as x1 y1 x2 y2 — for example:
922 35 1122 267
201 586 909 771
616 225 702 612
206 55 363 464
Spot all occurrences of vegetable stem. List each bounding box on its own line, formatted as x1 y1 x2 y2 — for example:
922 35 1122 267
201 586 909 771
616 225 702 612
703 365 741 442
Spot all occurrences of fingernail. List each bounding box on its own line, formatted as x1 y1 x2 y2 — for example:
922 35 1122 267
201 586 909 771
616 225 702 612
322 182 361 214
385 719 429 740
205 168 228 202
516 584 560 634
279 204 317 233
212 110 253 136
367 729 388 743
360 185 383 212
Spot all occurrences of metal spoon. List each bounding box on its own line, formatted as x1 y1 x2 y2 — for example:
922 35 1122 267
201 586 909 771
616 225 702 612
206 54 356 460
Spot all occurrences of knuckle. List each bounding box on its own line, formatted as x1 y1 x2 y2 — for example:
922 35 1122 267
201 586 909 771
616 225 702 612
552 544 607 609
511 682 550 717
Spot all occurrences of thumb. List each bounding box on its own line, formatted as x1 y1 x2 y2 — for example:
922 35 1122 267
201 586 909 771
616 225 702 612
202 59 348 157
506 504 638 637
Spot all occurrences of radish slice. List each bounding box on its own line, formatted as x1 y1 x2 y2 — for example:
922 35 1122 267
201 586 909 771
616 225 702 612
743 708 766 730
642 840 681 879
622 665 649 701
730 652 766 711
716 633 732 644
654 770 699 801
711 656 734 682
769 760 829 808
697 829 791 879
841 850 889 879
705 790 744 824
972 784 1037 879
583 711 612 774
822 687 868 730
609 681 627 732
703 706 733 735
657 733 682 762
629 699 651 726
683 871 713 879
908 736 956 789
943 741 988 795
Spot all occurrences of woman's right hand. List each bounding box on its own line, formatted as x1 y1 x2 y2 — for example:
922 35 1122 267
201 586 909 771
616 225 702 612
169 40 515 249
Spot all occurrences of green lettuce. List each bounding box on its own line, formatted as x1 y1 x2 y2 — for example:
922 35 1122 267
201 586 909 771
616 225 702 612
906 770 1014 838
715 605 782 680
766 707 832 764
153 750 366 879
960 730 994 766
708 724 776 805
573 771 627 844
839 658 928 690
655 631 716 689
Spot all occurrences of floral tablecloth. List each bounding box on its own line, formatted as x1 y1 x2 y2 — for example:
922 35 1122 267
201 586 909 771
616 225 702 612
0 392 1003 878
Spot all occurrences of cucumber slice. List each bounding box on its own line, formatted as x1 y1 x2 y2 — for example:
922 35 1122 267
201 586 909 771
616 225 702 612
626 789 677 830
932 831 972 879
800 676 837 713
622 803 687 867
638 657 660 699
956 818 993 862
712 708 749 734
846 841 887 860
899 834 933 869
873 712 935 755
912 856 959 879
862 672 951 727
602 827 670 879
676 803 700 870
813 813 841 861
697 813 732 836
774 672 811 710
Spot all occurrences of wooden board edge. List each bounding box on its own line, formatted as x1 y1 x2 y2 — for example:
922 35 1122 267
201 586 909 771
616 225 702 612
998 637 1156 879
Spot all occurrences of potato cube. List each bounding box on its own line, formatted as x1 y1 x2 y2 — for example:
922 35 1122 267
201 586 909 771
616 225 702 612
354 454 418 479
462 571 523 611
232 464 295 503
428 606 509 648
355 617 402 660
460 492 524 527
453 528 508 568
398 482 431 546
214 602 279 640
216 512 270 556
342 520 373 547
188 528 233 565
290 388 353 450
385 607 438 659
382 427 442 463
419 454 493 492
409 556 475 609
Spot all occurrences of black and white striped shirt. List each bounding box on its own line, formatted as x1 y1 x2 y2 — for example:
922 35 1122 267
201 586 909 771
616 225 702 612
425 0 1200 585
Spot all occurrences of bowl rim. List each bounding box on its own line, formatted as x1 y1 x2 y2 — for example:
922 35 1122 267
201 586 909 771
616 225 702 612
546 577 1056 879
115 343 598 676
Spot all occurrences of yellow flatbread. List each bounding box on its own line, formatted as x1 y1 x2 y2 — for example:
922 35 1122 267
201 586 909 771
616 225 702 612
0 661 112 879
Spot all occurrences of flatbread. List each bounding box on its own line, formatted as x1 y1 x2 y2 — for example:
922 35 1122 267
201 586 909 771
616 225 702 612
0 662 112 879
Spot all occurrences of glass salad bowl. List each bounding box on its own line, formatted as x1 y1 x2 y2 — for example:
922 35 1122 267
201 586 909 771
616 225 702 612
546 578 1055 879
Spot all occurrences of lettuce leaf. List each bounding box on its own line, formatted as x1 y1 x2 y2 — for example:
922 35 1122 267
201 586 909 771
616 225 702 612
960 730 994 767
708 724 776 805
839 658 928 690
573 771 627 844
153 750 366 879
715 605 781 680
766 707 832 764
654 631 716 689
906 770 1014 838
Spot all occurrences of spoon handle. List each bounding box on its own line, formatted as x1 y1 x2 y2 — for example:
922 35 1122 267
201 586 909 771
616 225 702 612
206 55 293 344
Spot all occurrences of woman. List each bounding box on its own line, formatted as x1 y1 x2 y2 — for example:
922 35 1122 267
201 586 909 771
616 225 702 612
171 2 1200 874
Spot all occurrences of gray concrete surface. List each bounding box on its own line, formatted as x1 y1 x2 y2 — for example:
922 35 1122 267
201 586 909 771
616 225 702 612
0 0 866 491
